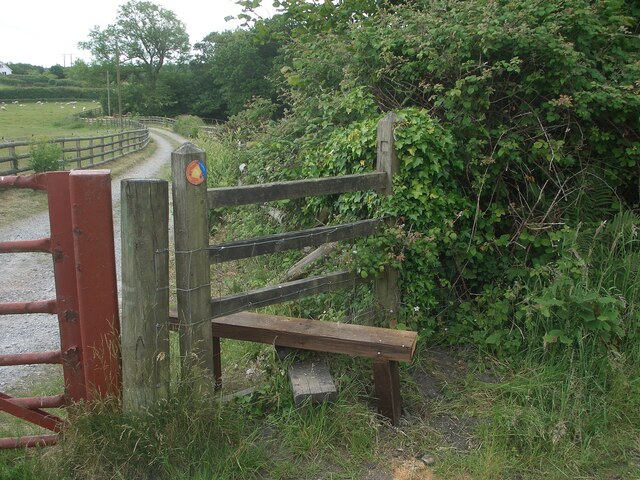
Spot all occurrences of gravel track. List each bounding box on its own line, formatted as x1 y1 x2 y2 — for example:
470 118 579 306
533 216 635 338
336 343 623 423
0 128 187 392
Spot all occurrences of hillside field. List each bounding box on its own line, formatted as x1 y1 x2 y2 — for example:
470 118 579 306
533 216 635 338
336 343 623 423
0 101 108 142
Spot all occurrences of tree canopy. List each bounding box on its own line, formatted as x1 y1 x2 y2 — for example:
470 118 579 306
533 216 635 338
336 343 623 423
79 0 189 89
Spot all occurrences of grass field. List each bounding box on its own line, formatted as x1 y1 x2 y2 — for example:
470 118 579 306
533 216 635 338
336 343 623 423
0 101 108 142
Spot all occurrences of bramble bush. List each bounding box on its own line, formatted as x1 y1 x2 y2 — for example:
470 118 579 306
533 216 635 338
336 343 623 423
230 0 639 357
173 114 204 138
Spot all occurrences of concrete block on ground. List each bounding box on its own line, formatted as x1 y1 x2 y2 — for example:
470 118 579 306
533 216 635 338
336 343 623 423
288 359 337 406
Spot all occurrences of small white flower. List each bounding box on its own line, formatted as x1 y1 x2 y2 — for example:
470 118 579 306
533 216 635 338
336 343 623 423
413 306 420 312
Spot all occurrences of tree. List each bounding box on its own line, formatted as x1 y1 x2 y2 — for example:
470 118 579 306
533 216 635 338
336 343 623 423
79 1 190 91
192 28 280 116
48 64 65 79
116 0 190 88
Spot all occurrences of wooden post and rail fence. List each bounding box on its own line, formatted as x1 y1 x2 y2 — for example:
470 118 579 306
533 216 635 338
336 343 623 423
0 118 149 175
136 116 224 136
121 112 418 424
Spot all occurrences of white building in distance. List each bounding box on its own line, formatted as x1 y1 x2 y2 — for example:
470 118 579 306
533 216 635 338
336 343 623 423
0 62 12 76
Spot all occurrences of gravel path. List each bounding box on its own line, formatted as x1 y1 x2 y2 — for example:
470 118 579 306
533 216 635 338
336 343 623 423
0 128 187 392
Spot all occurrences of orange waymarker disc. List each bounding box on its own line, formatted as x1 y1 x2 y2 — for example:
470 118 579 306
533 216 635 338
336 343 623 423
186 160 206 185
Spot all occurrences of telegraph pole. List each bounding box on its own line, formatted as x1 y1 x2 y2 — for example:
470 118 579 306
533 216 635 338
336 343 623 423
106 71 111 116
115 40 123 130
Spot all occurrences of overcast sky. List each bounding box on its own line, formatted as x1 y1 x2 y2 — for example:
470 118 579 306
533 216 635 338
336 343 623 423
0 0 273 67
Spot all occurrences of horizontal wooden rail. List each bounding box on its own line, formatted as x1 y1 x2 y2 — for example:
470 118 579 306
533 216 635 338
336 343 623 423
209 218 383 263
138 116 176 126
207 172 387 208
210 270 367 318
211 311 417 362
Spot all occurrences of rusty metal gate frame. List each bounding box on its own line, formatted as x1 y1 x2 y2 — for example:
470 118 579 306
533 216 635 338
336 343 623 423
0 171 121 448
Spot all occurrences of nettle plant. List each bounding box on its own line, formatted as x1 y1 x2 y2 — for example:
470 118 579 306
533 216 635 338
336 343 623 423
30 139 63 172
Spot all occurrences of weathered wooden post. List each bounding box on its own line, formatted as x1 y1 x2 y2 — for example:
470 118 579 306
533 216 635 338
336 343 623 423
374 111 403 423
118 133 124 159
89 138 94 166
75 138 81 168
375 111 401 324
121 179 170 411
171 143 215 388
9 144 17 173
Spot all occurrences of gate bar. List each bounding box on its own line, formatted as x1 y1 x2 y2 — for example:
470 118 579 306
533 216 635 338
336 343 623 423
0 238 51 254
0 435 59 449
0 300 57 315
0 394 64 432
0 350 62 366
0 174 47 190
4 395 65 409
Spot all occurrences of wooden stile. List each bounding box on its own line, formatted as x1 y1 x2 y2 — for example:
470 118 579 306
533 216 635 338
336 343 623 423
167 111 412 424
211 312 417 362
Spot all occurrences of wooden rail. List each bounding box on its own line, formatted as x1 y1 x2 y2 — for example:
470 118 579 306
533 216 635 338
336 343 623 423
208 172 387 207
0 119 149 175
210 271 364 318
137 116 223 136
137 116 176 128
209 218 383 263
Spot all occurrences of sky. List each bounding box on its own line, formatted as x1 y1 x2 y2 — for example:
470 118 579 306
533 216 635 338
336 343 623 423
0 0 273 68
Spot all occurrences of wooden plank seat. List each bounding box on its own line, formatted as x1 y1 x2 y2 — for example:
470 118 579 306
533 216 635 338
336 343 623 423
169 309 418 424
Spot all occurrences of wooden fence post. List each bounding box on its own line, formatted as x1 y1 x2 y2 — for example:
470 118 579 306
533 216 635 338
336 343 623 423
375 112 400 325
89 138 94 166
171 143 214 387
75 138 81 168
121 179 170 411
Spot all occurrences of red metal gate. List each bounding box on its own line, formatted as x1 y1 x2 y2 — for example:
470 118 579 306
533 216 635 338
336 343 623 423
0 171 121 448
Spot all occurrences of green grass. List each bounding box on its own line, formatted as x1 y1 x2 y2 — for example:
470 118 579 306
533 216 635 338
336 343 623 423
0 101 107 142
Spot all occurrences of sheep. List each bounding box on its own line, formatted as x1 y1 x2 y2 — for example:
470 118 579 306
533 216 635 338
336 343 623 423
0 106 6 111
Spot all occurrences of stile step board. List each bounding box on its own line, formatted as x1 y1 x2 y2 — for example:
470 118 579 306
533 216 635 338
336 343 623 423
288 360 337 406
221 387 256 403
